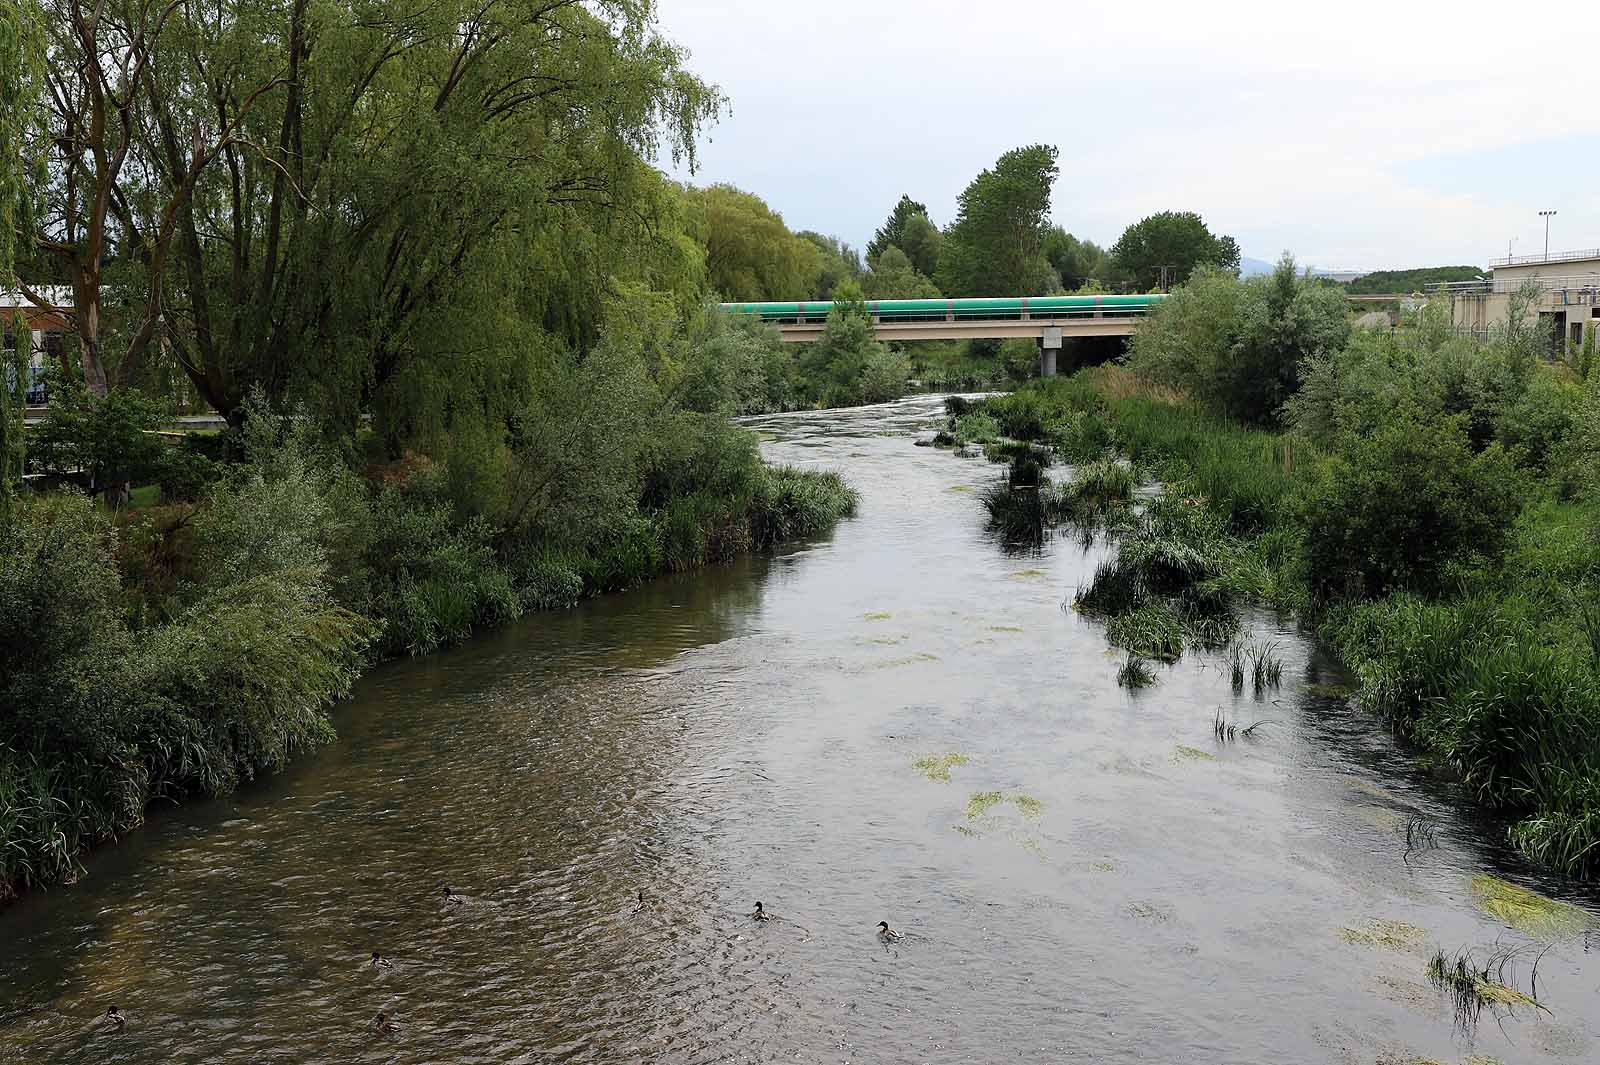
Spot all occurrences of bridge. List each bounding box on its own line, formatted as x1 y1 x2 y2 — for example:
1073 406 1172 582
721 295 1165 375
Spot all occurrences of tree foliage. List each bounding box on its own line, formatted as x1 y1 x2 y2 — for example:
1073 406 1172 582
798 230 862 300
797 281 906 407
20 0 723 436
867 194 930 266
1345 266 1484 295
935 145 1059 297
1042 226 1108 291
1109 211 1240 291
694 184 818 303
0 0 43 513
862 247 942 300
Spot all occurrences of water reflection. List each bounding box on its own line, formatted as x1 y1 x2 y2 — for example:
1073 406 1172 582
2 393 1597 1064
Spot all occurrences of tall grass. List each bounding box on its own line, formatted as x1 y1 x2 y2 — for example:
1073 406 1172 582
1326 593 1600 876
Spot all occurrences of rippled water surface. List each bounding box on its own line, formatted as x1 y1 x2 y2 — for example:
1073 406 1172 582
4 395 1600 1064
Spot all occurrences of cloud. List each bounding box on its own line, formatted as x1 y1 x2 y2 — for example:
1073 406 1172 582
659 0 1600 270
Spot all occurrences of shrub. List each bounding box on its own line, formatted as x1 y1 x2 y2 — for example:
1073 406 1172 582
1298 413 1523 600
0 491 370 899
1126 257 1349 426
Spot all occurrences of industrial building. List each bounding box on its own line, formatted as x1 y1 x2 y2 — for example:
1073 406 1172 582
1438 248 1600 349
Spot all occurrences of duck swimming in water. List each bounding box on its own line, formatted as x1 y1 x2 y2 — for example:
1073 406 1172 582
372 1011 402 1035
876 921 902 942
104 1006 125 1029
441 885 463 905
370 951 393 969
630 890 646 914
750 901 773 921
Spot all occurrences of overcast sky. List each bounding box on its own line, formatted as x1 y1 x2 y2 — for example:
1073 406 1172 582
657 0 1600 272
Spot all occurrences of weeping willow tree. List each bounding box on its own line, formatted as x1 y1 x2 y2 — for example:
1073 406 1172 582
119 0 723 444
0 0 43 515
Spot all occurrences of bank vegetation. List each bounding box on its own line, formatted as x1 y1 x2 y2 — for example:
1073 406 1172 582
944 257 1600 878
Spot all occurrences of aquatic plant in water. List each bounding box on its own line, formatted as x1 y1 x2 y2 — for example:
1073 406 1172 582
1105 605 1183 663
1212 710 1269 742
1116 654 1156 689
912 752 971 783
1337 918 1428 951
1425 944 1549 1034
1468 875 1598 940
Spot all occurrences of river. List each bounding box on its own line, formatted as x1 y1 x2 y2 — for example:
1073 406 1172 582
2 394 1597 1064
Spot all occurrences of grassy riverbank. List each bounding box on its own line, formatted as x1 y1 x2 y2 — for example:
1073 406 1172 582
1 408 855 904
941 265 1600 879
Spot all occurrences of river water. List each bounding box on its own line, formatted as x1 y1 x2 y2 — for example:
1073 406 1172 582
3 394 1598 1064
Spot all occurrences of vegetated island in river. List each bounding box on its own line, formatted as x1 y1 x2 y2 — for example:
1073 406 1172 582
937 257 1600 880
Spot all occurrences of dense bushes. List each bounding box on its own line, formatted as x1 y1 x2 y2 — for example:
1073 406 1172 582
0 492 370 900
1298 413 1522 600
3 325 859 902
1126 256 1350 425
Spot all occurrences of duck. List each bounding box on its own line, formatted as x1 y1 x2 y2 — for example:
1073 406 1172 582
371 1010 402 1035
630 890 646 914
750 901 773 922
370 950 393 970
441 884 463 906
104 1006 126 1030
876 921 902 942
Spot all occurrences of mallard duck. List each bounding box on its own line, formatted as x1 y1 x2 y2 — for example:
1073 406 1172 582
372 1011 402 1035
104 1006 126 1030
876 921 902 942
750 901 773 922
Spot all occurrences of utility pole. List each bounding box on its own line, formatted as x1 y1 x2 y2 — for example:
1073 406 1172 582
1540 210 1557 261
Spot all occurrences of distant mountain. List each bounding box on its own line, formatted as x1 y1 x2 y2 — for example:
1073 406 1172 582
1239 256 1275 277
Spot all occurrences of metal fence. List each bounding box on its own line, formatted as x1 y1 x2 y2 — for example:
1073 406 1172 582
1489 248 1600 268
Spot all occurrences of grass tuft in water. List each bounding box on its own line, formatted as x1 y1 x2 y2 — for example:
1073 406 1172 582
1212 709 1270 742
1105 604 1183 662
1116 653 1157 689
980 483 1049 546
1425 944 1549 1034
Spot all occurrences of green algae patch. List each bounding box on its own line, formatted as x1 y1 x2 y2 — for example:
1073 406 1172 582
1338 918 1428 952
1305 682 1355 699
863 611 892 621
1090 860 1117 873
953 824 979 837
1009 793 1044 820
862 635 906 646
912 752 971 782
870 652 939 669
1172 744 1215 763
989 625 1025 633
945 485 975 493
965 790 1004 819
1469 875 1598 940
1007 569 1047 580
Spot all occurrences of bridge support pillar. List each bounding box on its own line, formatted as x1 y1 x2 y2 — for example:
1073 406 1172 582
1040 326 1062 378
